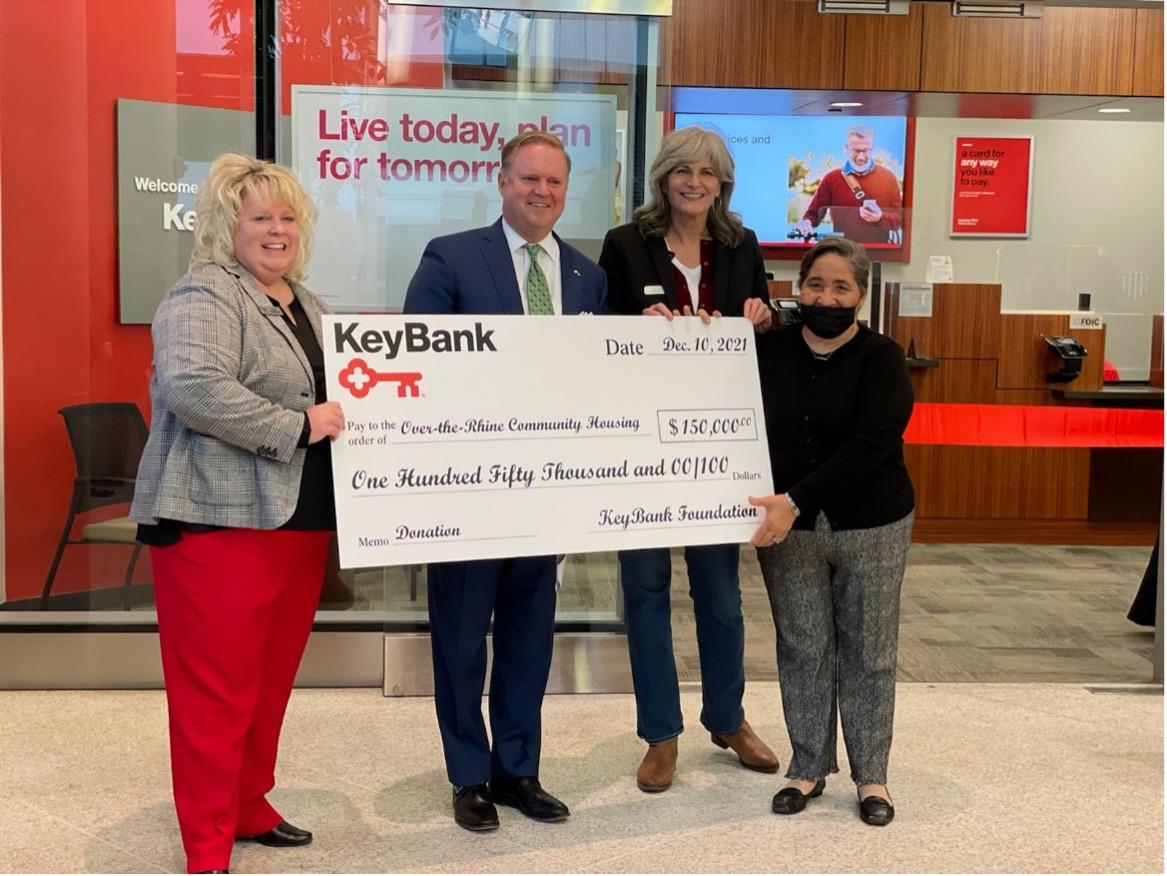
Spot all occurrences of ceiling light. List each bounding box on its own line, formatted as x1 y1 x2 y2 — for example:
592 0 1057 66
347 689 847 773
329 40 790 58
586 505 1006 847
831 102 864 107
1098 107 1132 114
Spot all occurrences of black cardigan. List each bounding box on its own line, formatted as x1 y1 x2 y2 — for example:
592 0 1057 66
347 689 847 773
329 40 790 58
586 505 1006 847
598 222 768 317
756 324 915 531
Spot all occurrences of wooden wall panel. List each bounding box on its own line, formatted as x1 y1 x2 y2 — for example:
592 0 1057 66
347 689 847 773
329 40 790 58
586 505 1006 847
665 0 844 88
906 445 1090 520
909 358 997 404
995 388 1061 406
911 519 1156 545
766 280 795 299
1133 8 1164 97
920 3 1042 93
996 315 1105 391
919 4 1137 95
842 5 923 92
1037 7 1135 96
459 2 1155 97
885 283 1002 360
1089 448 1163 523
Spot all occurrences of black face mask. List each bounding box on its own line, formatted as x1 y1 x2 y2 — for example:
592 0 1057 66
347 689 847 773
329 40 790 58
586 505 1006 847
798 304 856 339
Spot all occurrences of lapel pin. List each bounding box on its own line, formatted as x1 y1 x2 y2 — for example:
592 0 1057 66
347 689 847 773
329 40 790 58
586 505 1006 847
572 268 581 277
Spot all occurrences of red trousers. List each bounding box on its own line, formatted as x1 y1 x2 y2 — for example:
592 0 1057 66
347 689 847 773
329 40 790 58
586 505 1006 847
151 528 330 873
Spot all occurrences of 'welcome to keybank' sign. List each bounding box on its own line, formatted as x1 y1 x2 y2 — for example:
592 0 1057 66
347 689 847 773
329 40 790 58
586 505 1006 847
116 99 253 324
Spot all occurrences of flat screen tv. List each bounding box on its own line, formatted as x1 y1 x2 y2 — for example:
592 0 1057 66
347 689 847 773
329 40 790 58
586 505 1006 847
673 111 912 260
445 8 533 67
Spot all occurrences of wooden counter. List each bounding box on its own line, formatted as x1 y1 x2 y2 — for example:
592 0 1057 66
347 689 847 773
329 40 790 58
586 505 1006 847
884 283 1157 544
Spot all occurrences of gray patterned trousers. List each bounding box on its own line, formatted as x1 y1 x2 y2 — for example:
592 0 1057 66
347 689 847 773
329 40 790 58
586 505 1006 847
757 511 914 785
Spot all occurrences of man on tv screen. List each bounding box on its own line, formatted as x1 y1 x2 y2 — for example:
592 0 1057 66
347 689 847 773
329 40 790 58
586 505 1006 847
795 125 902 244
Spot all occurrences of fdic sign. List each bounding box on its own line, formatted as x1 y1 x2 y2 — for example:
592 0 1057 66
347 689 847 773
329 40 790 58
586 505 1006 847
116 99 253 324
1069 313 1105 330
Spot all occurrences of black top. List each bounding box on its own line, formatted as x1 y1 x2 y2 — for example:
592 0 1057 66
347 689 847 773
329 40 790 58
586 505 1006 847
598 222 768 317
137 293 335 546
277 294 336 531
756 324 915 531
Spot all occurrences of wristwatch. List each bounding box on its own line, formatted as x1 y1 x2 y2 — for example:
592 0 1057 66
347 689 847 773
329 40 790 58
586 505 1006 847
785 493 801 518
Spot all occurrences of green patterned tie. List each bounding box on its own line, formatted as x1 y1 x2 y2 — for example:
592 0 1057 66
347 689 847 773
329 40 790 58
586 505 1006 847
523 243 554 315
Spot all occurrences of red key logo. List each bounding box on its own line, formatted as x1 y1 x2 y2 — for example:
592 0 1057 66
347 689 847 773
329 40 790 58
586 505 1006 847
338 359 422 399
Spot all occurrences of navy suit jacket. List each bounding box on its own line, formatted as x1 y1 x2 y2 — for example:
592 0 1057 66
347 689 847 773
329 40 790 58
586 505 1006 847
403 218 607 316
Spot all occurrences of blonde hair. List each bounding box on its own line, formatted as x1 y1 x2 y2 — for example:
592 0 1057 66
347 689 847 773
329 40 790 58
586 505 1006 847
500 131 572 174
634 126 745 248
190 153 317 282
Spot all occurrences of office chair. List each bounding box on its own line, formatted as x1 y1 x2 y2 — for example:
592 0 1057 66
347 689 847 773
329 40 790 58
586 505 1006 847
39 402 148 611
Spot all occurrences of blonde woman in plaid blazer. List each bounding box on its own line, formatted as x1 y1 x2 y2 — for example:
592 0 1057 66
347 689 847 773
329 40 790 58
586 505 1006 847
131 153 344 874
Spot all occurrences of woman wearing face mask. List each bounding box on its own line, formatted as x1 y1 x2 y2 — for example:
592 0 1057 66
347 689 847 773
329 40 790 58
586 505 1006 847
748 238 914 826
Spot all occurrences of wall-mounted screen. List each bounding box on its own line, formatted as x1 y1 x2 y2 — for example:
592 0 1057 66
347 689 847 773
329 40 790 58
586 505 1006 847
446 8 534 66
673 112 910 257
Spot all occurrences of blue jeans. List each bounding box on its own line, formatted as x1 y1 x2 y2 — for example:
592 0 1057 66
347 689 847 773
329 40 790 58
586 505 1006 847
619 544 745 743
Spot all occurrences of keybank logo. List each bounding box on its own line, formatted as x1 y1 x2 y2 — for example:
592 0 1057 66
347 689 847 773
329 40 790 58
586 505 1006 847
338 359 422 399
333 321 498 359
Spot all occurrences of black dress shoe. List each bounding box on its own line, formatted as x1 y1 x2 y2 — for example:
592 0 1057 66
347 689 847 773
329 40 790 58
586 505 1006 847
195 870 228 874
489 776 570 823
771 778 826 815
238 820 313 847
859 794 895 826
453 784 500 832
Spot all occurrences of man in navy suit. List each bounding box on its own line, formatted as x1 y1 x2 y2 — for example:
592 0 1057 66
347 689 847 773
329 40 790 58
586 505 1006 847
404 131 607 832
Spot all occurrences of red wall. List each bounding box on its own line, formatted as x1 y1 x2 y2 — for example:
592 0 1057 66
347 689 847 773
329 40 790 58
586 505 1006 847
1 2 170 600
0 2 441 601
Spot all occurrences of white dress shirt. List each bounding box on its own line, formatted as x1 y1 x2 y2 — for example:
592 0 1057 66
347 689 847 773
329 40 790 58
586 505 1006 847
502 218 562 316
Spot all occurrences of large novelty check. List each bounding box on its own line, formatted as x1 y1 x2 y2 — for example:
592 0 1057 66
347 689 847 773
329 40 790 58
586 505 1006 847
323 315 774 568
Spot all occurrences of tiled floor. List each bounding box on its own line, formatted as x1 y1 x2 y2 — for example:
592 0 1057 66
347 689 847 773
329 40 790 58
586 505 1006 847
0 683 1160 873
352 543 1158 684
0 543 1160 873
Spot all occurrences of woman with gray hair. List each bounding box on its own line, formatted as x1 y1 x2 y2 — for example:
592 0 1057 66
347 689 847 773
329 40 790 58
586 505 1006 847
131 153 344 872
749 237 914 826
598 125 777 793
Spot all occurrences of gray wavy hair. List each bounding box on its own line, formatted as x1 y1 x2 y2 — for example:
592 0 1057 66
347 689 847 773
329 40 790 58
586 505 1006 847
634 126 745 248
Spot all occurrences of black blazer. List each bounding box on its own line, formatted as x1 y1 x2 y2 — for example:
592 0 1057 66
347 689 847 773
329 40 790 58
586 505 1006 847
598 222 768 317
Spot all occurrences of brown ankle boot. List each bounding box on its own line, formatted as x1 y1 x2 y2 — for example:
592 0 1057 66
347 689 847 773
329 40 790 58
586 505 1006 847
636 738 678 793
711 719 780 773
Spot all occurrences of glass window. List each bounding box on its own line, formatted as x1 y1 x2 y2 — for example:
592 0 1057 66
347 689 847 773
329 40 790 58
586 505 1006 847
276 4 666 628
0 1 254 623
0 2 667 643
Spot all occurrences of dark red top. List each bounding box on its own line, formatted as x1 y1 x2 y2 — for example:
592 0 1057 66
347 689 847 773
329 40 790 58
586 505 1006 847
670 238 715 313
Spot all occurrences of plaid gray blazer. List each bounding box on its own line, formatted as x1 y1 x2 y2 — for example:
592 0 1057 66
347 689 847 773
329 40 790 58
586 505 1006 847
130 262 332 529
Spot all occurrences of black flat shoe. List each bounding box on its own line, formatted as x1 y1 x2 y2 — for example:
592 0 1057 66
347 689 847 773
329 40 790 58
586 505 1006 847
489 776 570 822
771 778 825 815
238 820 313 847
859 794 895 826
453 784 500 832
